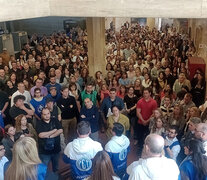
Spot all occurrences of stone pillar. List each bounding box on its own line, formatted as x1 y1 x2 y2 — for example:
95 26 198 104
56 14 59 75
86 17 106 77
147 18 155 30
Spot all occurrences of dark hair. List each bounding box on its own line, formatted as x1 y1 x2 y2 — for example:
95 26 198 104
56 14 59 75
109 88 116 92
77 121 91 135
34 87 41 93
169 125 179 134
13 95 25 104
89 151 115 180
112 123 124 136
61 86 68 91
143 87 151 94
187 139 207 179
69 82 77 90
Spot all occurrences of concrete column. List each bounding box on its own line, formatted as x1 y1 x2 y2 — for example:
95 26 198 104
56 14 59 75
147 18 155 30
86 17 106 77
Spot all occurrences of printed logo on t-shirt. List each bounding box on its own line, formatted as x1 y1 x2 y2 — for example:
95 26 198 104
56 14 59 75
76 158 92 171
119 148 127 161
37 104 44 113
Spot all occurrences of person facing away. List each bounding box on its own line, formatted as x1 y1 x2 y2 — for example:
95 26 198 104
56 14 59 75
87 151 120 180
105 122 130 179
5 137 47 180
63 121 103 180
127 134 180 180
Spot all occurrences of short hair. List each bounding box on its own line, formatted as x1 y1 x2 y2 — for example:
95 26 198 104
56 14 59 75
77 121 91 135
199 123 207 134
145 134 164 154
143 87 151 94
185 93 192 99
112 123 124 136
169 125 179 134
109 88 116 92
49 75 56 79
13 95 25 104
189 117 201 125
34 87 41 93
61 86 68 91
112 105 121 111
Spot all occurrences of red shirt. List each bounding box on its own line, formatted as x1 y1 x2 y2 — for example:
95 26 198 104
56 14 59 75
136 97 157 124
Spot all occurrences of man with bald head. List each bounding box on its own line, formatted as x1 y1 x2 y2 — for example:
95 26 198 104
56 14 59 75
195 123 207 156
127 134 180 180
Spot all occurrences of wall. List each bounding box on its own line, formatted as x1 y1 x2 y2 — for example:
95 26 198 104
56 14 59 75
115 18 131 32
11 17 85 36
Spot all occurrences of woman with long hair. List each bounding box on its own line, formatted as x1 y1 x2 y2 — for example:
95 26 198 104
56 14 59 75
191 68 206 107
117 85 126 100
15 114 38 141
88 151 120 180
179 139 207 180
5 137 47 180
2 124 16 161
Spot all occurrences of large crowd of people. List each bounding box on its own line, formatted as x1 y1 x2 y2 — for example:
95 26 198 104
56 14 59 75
0 22 207 180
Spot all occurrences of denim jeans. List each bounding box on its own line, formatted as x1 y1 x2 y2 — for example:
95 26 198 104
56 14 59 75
39 153 60 172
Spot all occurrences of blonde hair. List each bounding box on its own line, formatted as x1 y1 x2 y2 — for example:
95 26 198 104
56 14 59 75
5 137 41 180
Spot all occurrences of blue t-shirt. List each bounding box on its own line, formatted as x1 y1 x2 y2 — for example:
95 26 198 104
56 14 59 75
30 98 46 118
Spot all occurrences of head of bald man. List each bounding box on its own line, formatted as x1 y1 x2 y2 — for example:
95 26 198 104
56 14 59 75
195 123 207 141
144 134 164 156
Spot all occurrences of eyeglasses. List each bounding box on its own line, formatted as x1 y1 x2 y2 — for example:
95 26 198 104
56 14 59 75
35 91 41 94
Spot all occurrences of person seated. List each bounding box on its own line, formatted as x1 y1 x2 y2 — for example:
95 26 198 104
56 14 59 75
105 123 130 179
63 121 103 180
4 137 48 180
164 125 181 162
87 151 120 180
179 139 207 180
126 134 180 180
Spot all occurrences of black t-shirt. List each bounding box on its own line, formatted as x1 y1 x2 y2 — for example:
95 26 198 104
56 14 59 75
0 91 9 110
36 118 62 154
57 96 79 119
124 94 138 116
9 103 33 123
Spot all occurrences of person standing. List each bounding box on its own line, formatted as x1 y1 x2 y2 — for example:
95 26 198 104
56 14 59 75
127 134 180 180
57 86 79 143
136 87 157 154
105 123 130 179
80 98 99 141
63 121 103 180
36 108 63 172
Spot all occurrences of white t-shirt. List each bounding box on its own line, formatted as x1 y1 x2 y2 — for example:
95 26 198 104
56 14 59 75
127 156 180 180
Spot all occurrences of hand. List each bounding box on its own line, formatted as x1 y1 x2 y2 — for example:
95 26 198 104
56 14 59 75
81 115 86 118
126 109 130 113
2 112 5 118
19 105 26 110
142 120 148 126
